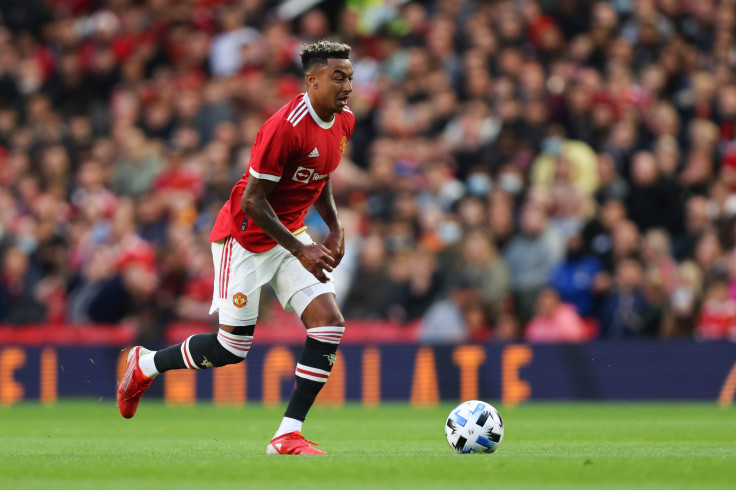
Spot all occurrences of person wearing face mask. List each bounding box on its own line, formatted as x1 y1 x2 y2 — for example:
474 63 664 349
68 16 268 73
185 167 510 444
498 167 525 196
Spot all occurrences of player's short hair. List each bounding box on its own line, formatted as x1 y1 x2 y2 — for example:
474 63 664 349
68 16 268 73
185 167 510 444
300 40 351 72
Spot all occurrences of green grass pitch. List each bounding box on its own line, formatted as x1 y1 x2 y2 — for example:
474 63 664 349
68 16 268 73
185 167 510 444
1 401 735 489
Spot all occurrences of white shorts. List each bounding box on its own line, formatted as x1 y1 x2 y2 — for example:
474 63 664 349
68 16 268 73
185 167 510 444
209 231 335 326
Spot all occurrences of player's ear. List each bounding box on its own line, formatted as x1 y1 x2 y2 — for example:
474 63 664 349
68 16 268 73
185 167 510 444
306 70 318 89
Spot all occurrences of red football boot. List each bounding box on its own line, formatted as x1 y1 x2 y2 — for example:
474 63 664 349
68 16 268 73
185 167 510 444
266 431 327 455
117 346 154 419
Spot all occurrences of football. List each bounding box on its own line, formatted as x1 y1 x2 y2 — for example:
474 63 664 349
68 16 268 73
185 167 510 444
445 400 504 454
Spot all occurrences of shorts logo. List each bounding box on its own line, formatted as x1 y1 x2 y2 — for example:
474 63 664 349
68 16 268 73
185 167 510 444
293 166 314 183
232 292 247 308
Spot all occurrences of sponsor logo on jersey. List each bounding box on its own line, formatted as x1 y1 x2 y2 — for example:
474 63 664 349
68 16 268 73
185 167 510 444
293 166 314 183
292 166 330 183
232 292 247 308
308 147 319 157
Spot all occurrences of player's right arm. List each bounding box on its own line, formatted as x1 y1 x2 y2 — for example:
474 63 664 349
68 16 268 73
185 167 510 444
241 177 335 283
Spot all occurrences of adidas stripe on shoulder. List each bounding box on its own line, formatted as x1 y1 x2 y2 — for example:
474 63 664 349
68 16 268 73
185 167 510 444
286 100 309 127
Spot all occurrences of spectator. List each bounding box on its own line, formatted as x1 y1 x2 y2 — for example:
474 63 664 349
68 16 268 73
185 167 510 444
419 275 483 345
530 125 599 198
209 7 260 78
680 120 719 196
582 198 627 269
452 228 510 320
599 257 659 339
674 195 712 261
594 152 629 204
549 233 603 318
66 247 130 324
385 248 443 323
342 233 392 320
493 311 523 342
487 189 515 250
694 277 736 341
661 260 703 339
609 219 641 272
641 228 678 295
110 127 165 198
504 199 565 323
625 151 682 235
525 287 588 343
693 230 728 287
0 246 46 324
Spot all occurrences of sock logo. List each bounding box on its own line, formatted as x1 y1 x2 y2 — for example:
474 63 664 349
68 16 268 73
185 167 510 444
201 356 215 369
232 292 247 308
323 353 337 366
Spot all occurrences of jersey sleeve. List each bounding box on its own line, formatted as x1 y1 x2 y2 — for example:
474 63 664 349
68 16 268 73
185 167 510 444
248 117 298 182
345 107 355 139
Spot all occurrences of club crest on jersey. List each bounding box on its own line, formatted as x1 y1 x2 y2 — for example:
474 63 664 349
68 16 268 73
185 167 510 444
232 292 247 308
339 136 347 155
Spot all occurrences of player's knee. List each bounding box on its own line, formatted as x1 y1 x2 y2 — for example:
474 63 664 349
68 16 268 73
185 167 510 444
300 293 345 328
213 325 254 366
326 315 346 329
304 310 345 329
213 344 245 366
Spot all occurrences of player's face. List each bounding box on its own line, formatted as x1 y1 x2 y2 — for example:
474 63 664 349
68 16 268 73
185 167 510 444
309 58 353 118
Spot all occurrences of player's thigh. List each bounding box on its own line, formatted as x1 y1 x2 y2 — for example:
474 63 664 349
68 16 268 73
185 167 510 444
271 251 337 320
210 237 273 326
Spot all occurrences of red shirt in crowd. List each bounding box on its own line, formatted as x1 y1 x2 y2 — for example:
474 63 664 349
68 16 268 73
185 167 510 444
695 298 736 340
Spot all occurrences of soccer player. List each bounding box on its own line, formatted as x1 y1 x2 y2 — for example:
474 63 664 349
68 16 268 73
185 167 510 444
117 40 355 455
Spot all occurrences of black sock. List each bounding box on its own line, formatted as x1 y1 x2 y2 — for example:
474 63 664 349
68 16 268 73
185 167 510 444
284 328 342 421
153 326 254 373
153 343 187 372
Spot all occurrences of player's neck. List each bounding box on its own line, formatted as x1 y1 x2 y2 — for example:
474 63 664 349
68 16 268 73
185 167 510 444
305 91 335 124
315 108 335 123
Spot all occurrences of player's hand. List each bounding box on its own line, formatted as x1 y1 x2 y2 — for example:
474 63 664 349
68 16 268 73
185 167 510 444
323 227 345 267
295 243 335 283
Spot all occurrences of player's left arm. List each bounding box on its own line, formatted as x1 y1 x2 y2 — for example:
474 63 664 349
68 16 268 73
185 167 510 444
313 179 344 267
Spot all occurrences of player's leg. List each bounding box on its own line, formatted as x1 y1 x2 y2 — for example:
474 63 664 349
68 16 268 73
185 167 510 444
264 230 344 454
267 288 345 455
118 236 264 419
279 293 344 433
117 323 255 419
138 323 254 376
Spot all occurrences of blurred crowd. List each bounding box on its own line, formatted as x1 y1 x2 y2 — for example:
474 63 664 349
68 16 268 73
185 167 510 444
2 0 736 344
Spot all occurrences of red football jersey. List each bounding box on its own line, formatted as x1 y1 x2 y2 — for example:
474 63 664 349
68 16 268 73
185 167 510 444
209 93 354 252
